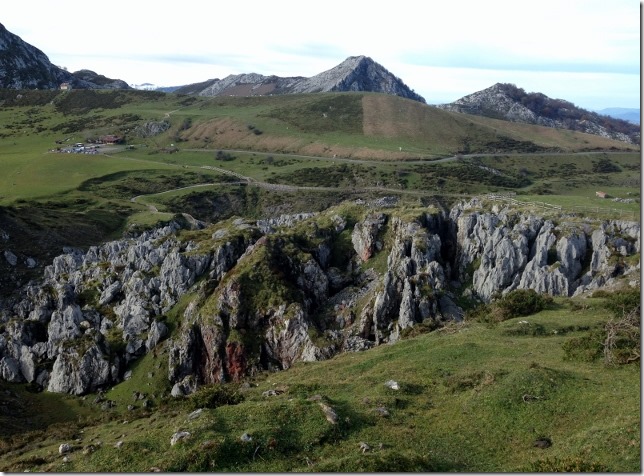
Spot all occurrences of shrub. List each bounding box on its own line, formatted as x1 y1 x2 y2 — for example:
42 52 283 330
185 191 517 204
495 289 552 320
467 290 552 324
602 288 640 317
561 328 605 362
215 150 235 161
562 289 640 365
592 157 621 173
188 384 244 410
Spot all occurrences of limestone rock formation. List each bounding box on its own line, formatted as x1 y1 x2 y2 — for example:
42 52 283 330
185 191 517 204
0 199 639 395
437 83 639 144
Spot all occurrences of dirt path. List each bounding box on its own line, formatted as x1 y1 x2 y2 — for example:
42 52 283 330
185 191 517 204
108 147 634 216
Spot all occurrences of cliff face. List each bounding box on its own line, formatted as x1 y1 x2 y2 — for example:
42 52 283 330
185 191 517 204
0 199 639 395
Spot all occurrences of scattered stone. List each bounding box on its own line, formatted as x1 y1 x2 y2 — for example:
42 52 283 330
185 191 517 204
62 456 70 463
212 229 228 239
240 432 252 442
127 404 136 411
149 467 162 472
318 403 338 424
170 431 191 446
114 440 124 449
187 408 203 420
307 394 323 402
170 383 184 398
82 445 95 455
262 389 284 397
3 250 18 266
359 441 371 453
533 437 552 449
374 406 390 417
58 443 71 455
385 380 400 390
123 370 133 380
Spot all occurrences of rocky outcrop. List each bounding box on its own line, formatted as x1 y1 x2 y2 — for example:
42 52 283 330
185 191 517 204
0 219 259 394
0 199 639 395
450 199 640 301
352 213 386 261
437 83 639 144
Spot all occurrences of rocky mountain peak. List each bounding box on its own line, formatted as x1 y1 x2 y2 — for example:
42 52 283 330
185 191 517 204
0 22 64 89
0 23 129 90
178 55 426 103
437 83 639 144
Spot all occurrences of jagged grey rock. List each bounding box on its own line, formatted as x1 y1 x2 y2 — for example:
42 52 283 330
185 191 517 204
352 213 386 261
0 200 638 396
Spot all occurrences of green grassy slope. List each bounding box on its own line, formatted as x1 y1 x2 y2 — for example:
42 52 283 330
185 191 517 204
0 296 639 472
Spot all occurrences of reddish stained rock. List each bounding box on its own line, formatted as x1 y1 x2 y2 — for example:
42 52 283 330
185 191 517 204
225 341 247 382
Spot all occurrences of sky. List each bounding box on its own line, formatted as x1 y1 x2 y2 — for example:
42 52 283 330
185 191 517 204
2 0 640 110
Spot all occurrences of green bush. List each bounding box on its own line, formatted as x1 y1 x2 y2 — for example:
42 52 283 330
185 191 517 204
467 289 552 324
496 289 552 319
561 328 605 362
602 288 640 317
188 384 244 410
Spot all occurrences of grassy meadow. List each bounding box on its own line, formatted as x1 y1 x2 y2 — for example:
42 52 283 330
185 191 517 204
0 295 639 472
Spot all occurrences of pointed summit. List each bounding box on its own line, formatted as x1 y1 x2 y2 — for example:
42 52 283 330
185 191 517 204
176 55 425 103
289 55 425 102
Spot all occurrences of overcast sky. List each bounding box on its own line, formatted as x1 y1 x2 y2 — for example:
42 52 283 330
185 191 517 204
2 0 640 109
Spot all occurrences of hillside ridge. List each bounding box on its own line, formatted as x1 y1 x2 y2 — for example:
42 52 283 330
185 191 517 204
437 82 640 144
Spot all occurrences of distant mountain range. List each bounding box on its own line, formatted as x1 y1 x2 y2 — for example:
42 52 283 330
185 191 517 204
0 22 639 144
437 83 639 144
0 23 129 90
173 55 426 103
596 108 640 125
